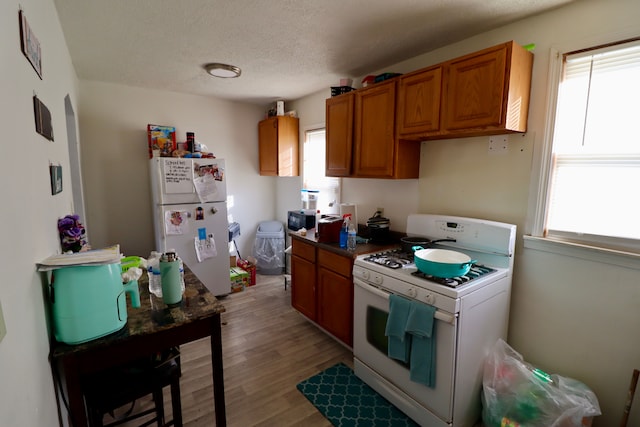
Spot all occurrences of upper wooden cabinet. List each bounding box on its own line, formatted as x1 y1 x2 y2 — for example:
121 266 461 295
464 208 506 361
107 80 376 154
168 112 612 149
326 93 354 177
326 40 533 177
442 41 533 137
326 81 421 179
396 66 443 138
396 40 533 141
354 80 397 178
258 115 299 176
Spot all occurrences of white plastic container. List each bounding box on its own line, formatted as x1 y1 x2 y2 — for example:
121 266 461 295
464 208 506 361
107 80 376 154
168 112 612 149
301 189 319 210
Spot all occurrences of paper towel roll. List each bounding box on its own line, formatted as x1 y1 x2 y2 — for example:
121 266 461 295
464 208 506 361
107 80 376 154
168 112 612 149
339 203 357 225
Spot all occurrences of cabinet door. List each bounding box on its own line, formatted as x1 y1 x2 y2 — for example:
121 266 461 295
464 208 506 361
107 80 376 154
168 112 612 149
397 67 442 137
258 116 299 176
443 45 508 131
276 116 299 176
317 267 353 346
291 255 316 321
326 93 354 177
258 117 279 176
354 80 396 178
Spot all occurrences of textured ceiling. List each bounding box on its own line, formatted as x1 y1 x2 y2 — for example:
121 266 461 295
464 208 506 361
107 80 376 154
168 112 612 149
53 0 573 105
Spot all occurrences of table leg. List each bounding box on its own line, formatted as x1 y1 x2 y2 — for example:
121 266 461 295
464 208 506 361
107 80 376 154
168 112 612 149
210 314 226 426
61 354 89 427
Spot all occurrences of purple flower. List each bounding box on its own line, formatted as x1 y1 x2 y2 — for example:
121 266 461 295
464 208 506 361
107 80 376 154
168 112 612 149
58 214 87 252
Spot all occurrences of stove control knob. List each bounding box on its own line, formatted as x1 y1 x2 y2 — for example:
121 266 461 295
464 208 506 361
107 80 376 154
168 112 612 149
424 293 435 305
355 269 369 280
407 287 418 298
373 274 383 285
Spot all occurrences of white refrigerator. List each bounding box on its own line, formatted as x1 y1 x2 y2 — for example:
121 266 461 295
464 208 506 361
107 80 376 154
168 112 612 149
149 157 229 296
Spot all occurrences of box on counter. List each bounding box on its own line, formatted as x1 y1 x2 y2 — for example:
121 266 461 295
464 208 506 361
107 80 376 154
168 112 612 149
236 258 256 286
230 267 248 293
229 256 237 268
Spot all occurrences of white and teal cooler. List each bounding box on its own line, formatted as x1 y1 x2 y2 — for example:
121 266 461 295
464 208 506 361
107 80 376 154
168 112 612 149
49 263 140 345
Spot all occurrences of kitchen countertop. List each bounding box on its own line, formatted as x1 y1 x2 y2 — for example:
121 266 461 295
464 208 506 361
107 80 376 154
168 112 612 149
289 229 400 259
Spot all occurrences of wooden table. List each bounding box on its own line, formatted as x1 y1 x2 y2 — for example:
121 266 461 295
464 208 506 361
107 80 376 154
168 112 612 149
50 267 227 426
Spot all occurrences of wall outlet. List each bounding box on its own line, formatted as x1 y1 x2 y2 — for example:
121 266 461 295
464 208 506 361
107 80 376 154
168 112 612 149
376 207 384 216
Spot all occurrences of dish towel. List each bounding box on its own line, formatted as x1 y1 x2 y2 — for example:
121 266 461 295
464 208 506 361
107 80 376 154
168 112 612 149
405 301 437 388
384 294 411 362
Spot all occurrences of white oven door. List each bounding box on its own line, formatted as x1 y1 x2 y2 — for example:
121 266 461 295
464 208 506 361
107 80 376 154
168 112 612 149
353 278 457 423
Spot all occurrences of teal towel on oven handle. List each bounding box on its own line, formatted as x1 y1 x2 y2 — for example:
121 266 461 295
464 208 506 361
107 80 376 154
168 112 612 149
384 294 411 363
405 301 437 388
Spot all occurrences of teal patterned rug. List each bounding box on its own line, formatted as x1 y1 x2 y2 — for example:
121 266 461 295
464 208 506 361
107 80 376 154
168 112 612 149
296 363 418 426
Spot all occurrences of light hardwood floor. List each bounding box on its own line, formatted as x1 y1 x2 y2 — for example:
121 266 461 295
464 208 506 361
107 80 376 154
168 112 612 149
108 274 353 426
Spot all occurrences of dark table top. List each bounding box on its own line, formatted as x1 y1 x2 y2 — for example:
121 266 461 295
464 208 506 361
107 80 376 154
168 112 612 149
50 266 226 358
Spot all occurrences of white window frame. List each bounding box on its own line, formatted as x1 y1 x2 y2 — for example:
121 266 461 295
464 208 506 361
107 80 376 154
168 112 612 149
302 127 341 215
525 35 640 269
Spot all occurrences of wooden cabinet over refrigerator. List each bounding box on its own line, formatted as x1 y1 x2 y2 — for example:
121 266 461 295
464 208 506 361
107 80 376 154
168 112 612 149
258 115 299 176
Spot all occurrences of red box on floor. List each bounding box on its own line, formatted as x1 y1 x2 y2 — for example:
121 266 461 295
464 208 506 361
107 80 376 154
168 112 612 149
236 259 256 286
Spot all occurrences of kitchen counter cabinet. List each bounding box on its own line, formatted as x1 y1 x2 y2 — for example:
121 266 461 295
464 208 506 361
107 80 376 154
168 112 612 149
290 233 398 347
290 237 354 346
290 238 317 320
441 40 533 137
317 249 353 345
258 115 299 176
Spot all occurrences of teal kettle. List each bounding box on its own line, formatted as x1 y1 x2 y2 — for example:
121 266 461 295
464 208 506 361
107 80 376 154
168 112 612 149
49 262 140 345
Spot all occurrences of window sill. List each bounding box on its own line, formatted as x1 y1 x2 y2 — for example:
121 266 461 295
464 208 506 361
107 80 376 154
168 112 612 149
523 235 640 271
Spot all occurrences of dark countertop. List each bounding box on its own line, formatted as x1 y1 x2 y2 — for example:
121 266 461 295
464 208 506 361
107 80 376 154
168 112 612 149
50 265 225 357
289 229 400 259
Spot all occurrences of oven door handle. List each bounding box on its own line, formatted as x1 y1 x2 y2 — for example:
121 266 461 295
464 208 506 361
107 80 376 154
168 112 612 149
354 279 456 325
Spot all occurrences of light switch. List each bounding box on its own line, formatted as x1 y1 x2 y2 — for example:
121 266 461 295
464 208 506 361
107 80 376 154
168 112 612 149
0 300 6 343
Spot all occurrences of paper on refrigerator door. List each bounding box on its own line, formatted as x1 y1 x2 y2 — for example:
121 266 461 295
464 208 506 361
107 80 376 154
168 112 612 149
193 173 220 203
194 233 217 262
164 210 190 235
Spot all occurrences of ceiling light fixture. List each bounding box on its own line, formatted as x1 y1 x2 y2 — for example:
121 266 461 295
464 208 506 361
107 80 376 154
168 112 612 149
204 63 241 78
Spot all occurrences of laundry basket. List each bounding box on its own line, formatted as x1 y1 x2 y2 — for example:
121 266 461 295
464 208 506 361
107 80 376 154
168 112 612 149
253 221 285 275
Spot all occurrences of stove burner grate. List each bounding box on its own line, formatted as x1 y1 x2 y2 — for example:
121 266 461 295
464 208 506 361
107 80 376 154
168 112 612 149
363 250 413 269
411 265 497 287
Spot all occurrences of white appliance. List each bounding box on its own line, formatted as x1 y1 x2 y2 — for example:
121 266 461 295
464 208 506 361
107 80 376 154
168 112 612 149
352 214 516 427
150 157 230 296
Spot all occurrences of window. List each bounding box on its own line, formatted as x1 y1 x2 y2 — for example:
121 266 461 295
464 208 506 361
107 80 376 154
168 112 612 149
303 129 340 215
538 38 640 253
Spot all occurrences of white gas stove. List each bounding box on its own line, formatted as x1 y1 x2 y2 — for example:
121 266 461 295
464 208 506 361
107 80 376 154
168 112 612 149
352 214 516 427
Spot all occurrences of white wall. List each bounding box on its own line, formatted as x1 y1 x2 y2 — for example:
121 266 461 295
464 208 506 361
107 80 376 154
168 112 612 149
290 1 640 425
0 0 80 425
77 81 266 261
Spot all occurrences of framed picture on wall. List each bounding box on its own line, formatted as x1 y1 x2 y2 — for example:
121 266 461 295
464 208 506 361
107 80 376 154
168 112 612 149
19 10 42 79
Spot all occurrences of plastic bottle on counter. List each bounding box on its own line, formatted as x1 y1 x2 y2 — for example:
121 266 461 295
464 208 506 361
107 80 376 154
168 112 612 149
147 251 163 297
339 215 350 248
347 222 357 251
178 255 185 292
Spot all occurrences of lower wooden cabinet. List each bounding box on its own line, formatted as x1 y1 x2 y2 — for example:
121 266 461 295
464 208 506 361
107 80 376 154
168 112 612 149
291 252 316 320
291 237 354 346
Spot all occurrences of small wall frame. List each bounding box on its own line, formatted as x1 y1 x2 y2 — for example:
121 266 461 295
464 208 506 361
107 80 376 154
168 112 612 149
19 10 42 79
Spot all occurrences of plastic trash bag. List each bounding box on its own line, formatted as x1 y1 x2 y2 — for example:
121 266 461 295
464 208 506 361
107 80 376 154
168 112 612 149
482 339 600 427
253 236 284 273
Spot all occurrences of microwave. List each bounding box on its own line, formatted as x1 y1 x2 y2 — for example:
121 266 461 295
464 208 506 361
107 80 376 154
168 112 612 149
287 210 316 231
